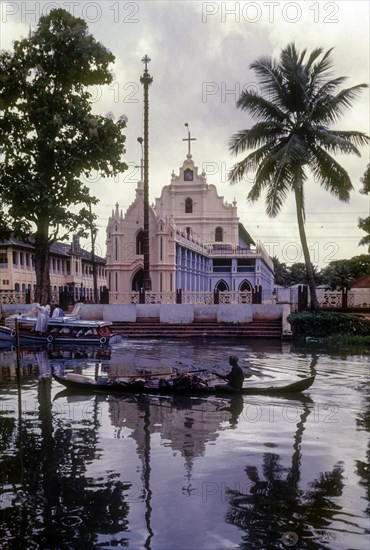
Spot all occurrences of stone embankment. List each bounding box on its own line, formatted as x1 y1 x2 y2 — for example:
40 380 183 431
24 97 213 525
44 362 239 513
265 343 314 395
112 318 282 338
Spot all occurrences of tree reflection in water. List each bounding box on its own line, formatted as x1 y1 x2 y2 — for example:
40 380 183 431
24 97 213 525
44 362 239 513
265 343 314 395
226 400 345 549
1 345 368 549
225 354 347 549
355 387 370 518
0 375 132 548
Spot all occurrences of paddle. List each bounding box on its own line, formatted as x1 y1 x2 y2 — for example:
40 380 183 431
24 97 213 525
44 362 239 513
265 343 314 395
109 369 208 380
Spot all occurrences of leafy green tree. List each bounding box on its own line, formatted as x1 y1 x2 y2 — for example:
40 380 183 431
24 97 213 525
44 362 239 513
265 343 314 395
289 262 311 285
273 258 322 286
320 254 370 289
358 163 370 248
229 43 369 310
272 256 291 286
0 9 127 304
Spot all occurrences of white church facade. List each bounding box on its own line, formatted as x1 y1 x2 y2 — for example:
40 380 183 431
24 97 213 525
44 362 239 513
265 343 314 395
105 151 275 304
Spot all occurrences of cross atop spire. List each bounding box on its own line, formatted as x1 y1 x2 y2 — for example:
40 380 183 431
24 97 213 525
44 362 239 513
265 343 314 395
183 123 196 158
140 54 153 86
141 54 151 72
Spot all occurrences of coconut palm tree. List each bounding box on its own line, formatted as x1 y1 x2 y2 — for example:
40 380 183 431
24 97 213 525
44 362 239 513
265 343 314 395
229 43 369 310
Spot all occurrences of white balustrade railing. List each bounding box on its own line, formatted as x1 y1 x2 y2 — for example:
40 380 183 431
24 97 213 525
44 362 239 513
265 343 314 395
218 291 252 304
0 291 26 305
182 292 214 305
316 289 343 308
1 288 368 308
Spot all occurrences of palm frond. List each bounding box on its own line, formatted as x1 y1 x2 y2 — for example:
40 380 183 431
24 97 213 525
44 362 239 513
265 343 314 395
334 84 369 111
264 166 292 217
228 145 273 183
305 47 324 71
228 157 252 185
314 128 369 155
312 84 368 123
274 134 308 165
228 122 284 155
236 91 287 122
249 57 287 106
310 146 353 200
310 47 334 84
247 164 273 203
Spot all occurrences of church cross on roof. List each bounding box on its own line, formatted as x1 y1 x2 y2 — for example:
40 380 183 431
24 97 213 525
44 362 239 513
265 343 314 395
183 123 196 158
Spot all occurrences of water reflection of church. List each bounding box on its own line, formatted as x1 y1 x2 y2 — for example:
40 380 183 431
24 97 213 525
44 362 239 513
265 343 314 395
105 134 274 297
108 394 226 465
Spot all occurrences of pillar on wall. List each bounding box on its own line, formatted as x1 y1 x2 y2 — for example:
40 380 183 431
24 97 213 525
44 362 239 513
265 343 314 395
176 289 182 304
59 288 70 311
100 286 110 305
298 285 308 311
213 289 219 304
139 288 145 304
25 289 31 304
252 285 262 304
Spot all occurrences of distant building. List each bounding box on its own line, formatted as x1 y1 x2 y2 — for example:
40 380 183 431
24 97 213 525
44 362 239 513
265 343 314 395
0 235 107 303
105 150 274 301
350 274 370 289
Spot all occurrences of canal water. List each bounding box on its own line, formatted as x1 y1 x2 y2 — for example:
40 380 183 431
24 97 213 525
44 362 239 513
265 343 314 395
0 338 368 549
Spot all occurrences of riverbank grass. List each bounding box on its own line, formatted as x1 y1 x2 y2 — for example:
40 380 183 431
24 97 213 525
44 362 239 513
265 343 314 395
287 311 370 347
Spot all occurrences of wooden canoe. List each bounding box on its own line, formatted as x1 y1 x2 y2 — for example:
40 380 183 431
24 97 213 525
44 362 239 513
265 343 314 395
53 372 315 396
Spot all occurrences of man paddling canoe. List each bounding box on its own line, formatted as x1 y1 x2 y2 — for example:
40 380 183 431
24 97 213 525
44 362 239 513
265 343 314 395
213 356 246 391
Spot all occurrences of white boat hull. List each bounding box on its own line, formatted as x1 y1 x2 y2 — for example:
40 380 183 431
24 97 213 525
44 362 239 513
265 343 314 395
0 319 122 346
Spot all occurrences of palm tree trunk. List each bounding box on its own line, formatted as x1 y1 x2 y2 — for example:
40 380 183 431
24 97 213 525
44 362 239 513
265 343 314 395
294 188 319 311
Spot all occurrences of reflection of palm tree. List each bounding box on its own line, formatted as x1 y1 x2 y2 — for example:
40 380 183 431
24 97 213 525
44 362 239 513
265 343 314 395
226 354 346 548
228 452 344 549
355 406 370 516
226 395 345 549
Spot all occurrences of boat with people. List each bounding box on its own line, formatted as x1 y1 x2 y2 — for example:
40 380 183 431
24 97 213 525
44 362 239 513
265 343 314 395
0 316 122 345
53 371 316 396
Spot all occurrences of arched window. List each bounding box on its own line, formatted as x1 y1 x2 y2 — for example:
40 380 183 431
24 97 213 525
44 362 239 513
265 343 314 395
215 226 223 242
215 280 229 292
239 280 252 292
185 197 193 213
132 269 144 291
186 227 192 239
136 230 144 255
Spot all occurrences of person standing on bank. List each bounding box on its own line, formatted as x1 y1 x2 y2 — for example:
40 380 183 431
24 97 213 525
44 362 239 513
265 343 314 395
214 355 245 390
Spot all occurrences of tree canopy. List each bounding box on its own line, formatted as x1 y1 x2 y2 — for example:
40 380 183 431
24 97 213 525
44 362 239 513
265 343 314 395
320 254 370 289
0 9 127 304
273 254 370 289
358 164 370 248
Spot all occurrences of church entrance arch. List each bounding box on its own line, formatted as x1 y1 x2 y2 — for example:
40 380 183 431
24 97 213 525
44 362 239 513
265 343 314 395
132 269 144 291
215 280 229 292
239 279 252 303
239 280 252 292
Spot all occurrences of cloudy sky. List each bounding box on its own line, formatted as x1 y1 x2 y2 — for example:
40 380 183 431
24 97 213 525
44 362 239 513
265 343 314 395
1 0 369 266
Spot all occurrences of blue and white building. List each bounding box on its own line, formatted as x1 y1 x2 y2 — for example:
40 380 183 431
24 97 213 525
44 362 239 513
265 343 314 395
106 150 274 302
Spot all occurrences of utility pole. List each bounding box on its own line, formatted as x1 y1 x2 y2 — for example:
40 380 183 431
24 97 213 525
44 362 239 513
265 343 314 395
140 54 153 291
